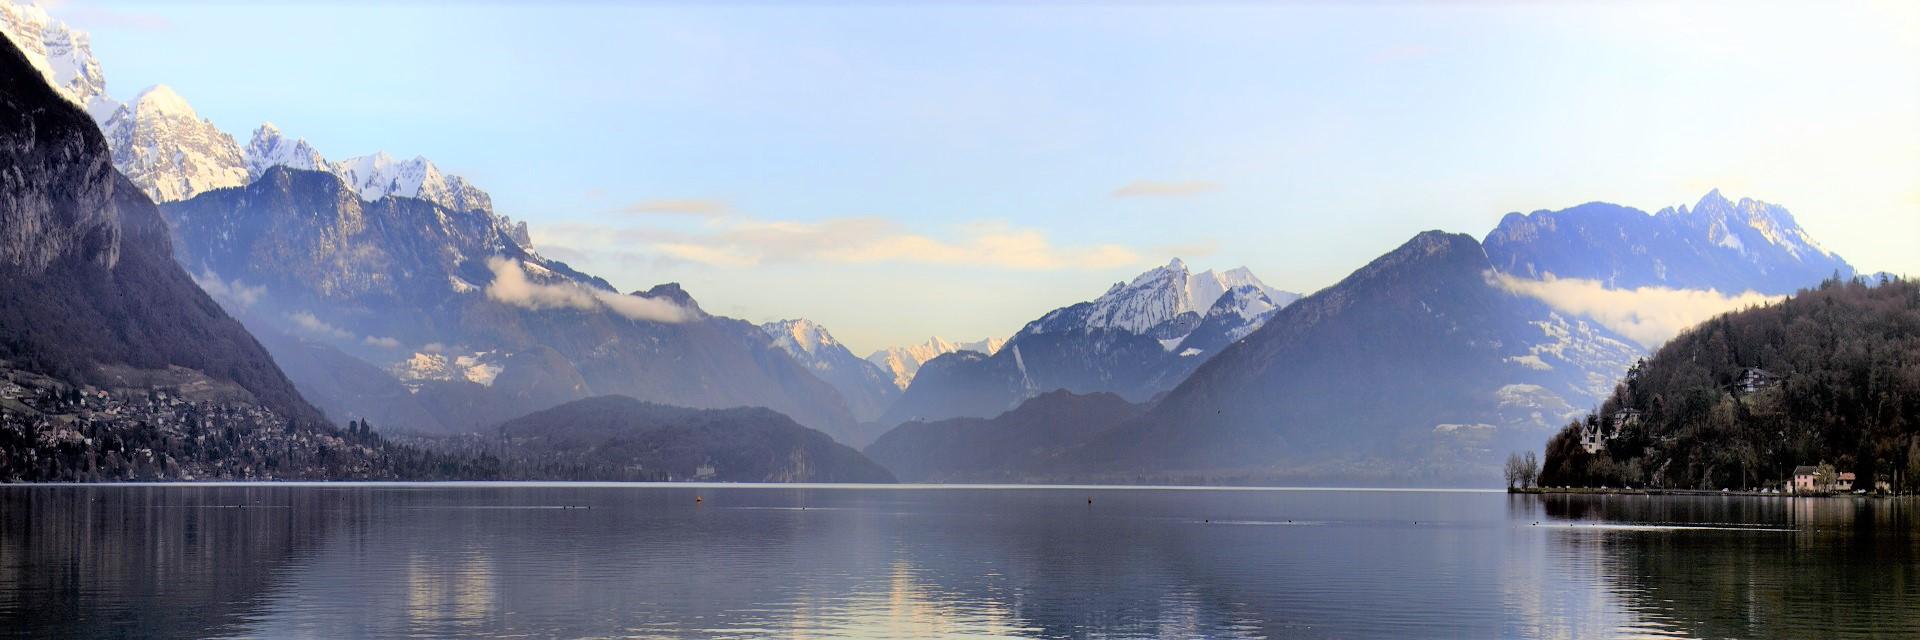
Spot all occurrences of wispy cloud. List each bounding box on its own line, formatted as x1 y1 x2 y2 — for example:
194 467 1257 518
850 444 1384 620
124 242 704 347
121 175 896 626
363 335 402 349
287 311 353 341
484 257 690 322
1490 273 1784 349
191 268 264 309
1112 179 1222 198
617 198 734 218
541 216 1140 272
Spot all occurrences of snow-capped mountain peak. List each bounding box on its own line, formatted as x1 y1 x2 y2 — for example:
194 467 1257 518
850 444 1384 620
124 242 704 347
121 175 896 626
1667 189 1839 266
244 122 330 179
761 318 839 358
328 151 494 215
866 335 1006 390
127 83 193 116
1072 258 1299 336
100 84 250 203
0 1 117 120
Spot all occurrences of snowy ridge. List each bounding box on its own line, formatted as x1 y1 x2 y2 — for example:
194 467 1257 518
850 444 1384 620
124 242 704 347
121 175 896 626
760 319 840 366
1668 189 1837 265
1053 258 1298 336
0 1 117 119
101 85 250 203
330 151 495 215
243 127 531 249
244 122 329 178
1026 258 1300 351
866 335 1006 390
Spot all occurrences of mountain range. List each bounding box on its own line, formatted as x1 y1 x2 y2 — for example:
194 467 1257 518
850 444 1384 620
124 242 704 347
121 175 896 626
1484 190 1852 295
0 5 1884 485
161 167 863 442
879 259 1301 425
866 336 1005 390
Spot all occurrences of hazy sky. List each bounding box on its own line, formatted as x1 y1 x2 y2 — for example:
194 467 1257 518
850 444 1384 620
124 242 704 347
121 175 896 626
55 1 1920 355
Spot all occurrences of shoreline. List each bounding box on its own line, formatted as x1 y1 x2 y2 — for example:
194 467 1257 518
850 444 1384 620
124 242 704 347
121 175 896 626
1510 487 1908 498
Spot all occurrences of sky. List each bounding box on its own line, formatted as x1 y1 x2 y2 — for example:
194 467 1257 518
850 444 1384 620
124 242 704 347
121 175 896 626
49 0 1920 356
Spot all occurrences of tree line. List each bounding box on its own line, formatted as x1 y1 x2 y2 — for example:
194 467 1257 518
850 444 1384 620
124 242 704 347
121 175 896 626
1538 276 1920 491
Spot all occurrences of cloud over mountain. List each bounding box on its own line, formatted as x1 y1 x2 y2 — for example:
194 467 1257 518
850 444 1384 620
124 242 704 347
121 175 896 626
1489 273 1782 349
484 257 690 323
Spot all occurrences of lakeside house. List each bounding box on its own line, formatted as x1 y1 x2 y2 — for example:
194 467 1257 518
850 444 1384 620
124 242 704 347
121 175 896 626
1786 466 1857 494
1790 466 1819 493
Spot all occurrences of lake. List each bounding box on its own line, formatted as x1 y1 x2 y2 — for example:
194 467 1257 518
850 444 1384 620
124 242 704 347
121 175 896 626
1 484 1915 639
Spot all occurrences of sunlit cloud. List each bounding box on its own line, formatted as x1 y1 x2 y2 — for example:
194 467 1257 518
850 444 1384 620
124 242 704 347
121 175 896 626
287 311 352 341
1490 273 1784 349
484 257 690 322
540 216 1140 272
1112 179 1221 198
617 198 734 218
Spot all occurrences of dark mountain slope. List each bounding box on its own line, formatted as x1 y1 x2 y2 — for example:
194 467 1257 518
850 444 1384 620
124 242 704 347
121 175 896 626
865 390 1144 482
493 395 895 483
0 33 319 425
1072 231 1640 484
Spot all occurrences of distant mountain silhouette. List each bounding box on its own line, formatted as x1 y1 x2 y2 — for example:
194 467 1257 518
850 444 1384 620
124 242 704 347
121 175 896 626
866 390 1144 482
1484 191 1853 295
494 395 895 483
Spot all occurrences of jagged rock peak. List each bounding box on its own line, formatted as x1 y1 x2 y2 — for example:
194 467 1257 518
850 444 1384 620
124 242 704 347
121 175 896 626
244 121 329 179
100 84 249 203
0 1 118 120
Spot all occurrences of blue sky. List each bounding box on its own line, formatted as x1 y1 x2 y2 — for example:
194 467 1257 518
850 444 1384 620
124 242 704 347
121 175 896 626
57 1 1920 354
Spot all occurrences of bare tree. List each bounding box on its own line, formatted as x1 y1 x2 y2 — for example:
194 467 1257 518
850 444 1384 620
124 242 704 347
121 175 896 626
1522 451 1539 489
1504 453 1526 490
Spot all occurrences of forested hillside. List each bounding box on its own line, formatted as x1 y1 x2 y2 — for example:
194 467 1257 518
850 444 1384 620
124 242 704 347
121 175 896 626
1539 277 1920 490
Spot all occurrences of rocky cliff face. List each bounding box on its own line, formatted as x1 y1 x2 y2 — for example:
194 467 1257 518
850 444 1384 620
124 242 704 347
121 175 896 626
0 32 322 425
0 2 116 119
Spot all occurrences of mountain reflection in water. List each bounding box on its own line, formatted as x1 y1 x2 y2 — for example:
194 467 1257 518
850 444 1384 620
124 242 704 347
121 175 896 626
1 485 1914 639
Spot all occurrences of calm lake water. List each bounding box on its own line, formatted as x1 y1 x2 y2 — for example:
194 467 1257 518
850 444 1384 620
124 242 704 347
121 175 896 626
0 484 1915 639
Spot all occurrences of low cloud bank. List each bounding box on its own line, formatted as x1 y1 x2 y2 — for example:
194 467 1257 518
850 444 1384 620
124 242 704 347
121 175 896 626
192 268 265 309
485 257 689 323
1490 273 1783 349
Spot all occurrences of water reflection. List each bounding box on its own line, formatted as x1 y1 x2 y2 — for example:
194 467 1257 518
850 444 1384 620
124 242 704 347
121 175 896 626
1536 494 1920 639
1 486 1915 638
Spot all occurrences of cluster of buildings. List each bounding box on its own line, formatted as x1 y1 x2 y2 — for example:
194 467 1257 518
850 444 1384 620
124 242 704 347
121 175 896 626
1786 466 1857 494
0 365 379 481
